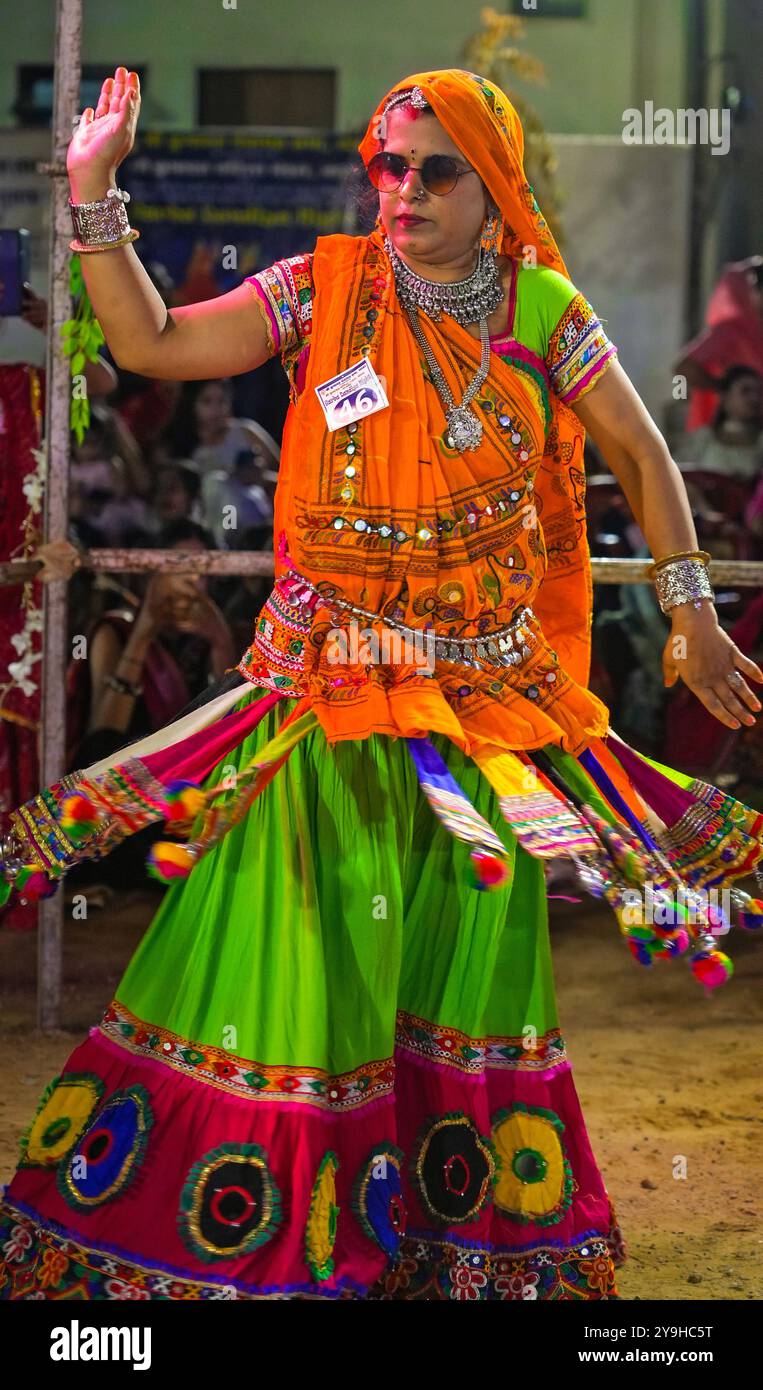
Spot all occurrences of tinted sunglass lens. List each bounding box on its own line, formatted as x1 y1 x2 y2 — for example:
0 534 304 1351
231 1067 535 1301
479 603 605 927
422 156 460 194
368 153 406 190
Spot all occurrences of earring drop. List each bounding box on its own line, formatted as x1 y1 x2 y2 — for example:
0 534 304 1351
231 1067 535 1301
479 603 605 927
480 210 502 259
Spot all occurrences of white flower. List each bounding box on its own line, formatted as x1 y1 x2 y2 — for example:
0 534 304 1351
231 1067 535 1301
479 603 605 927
22 476 44 509
7 658 37 697
11 676 37 698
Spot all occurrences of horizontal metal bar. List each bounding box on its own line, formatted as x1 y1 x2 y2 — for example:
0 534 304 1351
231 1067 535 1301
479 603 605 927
2 551 763 585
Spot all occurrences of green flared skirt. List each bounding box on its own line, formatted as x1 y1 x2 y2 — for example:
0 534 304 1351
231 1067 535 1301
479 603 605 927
1 687 625 1299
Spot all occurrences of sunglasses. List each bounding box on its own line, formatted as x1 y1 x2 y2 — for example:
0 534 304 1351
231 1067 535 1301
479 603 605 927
366 151 476 196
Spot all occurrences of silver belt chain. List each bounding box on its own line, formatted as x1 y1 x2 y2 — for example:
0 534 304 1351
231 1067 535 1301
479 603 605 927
282 568 535 671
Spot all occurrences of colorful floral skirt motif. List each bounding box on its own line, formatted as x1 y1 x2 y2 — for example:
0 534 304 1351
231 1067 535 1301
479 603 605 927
0 697 624 1301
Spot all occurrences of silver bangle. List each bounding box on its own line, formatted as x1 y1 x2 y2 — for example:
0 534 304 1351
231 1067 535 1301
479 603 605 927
69 187 132 247
652 557 715 614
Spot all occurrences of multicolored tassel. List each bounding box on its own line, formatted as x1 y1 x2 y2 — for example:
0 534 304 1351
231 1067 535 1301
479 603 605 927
13 865 59 903
730 892 763 931
405 737 511 892
146 842 199 882
145 708 320 886
162 781 207 829
690 948 734 990
0 692 300 905
58 792 101 844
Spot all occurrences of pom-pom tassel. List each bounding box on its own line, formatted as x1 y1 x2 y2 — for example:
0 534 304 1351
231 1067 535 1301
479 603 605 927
146 841 198 884
59 791 101 844
691 949 734 990
732 892 763 932
14 866 59 902
469 848 510 892
162 780 207 828
616 915 690 966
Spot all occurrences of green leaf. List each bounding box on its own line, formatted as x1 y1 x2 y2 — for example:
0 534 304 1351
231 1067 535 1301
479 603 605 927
71 351 85 375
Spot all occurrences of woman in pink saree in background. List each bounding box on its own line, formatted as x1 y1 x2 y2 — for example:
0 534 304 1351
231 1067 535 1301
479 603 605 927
676 257 763 430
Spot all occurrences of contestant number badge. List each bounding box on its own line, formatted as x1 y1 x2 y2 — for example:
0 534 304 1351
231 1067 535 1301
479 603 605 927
314 358 389 432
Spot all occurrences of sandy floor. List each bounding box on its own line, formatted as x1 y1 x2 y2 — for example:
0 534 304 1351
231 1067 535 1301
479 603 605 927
1 887 761 1301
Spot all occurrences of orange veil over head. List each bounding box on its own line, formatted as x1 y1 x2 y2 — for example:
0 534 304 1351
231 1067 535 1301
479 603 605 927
358 69 569 280
359 68 592 688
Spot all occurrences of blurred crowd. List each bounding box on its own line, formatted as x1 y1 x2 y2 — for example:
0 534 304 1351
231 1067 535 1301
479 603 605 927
17 252 763 814
588 255 763 794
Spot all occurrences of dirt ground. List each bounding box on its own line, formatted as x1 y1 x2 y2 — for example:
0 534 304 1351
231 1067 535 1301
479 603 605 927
1 887 761 1301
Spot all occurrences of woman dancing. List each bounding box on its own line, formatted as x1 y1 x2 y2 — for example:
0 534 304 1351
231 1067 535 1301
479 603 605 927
2 67 762 1302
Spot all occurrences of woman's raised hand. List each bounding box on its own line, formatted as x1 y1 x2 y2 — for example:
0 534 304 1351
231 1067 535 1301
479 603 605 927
67 68 141 198
61 63 275 381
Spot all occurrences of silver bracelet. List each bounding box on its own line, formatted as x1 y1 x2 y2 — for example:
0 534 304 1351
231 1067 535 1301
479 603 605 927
68 187 135 249
652 557 715 614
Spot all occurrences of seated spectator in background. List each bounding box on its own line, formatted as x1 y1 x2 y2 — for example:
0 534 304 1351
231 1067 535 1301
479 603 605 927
744 472 763 539
162 378 280 477
73 399 151 493
673 365 763 480
675 257 763 430
119 376 181 450
71 475 151 548
70 403 152 545
153 460 203 530
67 518 235 770
201 447 274 547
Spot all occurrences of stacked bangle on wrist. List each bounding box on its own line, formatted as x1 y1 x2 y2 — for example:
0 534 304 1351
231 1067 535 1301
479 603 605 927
648 550 715 614
103 673 143 699
68 187 140 254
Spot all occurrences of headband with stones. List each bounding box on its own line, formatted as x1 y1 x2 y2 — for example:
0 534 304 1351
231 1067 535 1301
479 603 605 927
375 85 430 143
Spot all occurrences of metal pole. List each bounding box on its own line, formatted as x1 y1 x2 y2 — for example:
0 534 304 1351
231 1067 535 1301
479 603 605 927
685 0 709 338
38 0 83 1031
4 550 763 589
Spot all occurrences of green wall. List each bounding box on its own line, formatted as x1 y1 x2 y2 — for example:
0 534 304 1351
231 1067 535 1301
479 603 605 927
0 0 688 136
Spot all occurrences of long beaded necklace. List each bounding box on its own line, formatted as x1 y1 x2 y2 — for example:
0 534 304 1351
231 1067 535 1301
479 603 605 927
384 232 503 452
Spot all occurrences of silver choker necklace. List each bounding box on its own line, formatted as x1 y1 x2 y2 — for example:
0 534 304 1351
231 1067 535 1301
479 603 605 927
383 234 503 326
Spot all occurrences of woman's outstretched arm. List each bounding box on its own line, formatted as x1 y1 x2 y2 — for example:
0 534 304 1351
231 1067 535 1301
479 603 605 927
573 359 763 730
67 67 270 380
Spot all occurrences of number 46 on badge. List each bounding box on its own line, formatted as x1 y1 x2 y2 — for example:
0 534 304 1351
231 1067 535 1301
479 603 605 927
315 358 389 432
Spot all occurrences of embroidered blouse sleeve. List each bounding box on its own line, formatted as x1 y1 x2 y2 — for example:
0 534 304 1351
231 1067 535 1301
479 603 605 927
244 252 314 362
540 269 618 404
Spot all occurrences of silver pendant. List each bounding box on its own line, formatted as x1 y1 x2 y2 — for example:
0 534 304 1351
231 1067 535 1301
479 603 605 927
446 406 484 452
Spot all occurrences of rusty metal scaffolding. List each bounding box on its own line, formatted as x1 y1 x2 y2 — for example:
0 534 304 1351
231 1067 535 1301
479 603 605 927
5 552 763 589
37 0 82 1030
